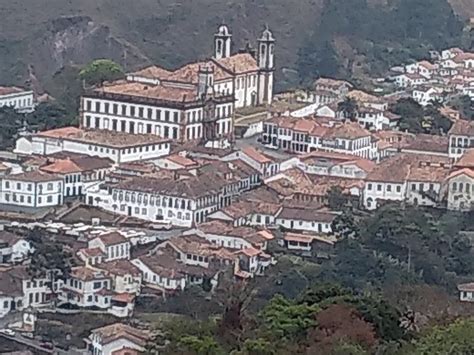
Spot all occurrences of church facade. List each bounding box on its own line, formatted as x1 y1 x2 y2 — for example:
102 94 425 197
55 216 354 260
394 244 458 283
79 25 275 148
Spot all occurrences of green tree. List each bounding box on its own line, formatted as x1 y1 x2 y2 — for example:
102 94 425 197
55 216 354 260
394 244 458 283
177 335 225 355
260 294 318 342
338 97 359 121
232 339 276 355
390 98 424 133
26 229 74 296
0 107 24 148
411 319 474 354
25 101 76 131
327 186 349 210
450 95 474 120
331 211 359 241
79 59 125 86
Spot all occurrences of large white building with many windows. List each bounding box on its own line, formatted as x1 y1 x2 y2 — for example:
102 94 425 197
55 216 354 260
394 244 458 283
15 126 170 163
261 115 377 159
79 25 275 149
0 86 35 113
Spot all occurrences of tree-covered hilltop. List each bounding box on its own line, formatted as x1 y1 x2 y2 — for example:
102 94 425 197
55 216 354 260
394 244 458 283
297 0 467 83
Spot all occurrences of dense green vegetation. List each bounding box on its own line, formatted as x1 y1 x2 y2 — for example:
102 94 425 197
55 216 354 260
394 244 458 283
0 101 76 150
390 98 452 135
79 59 125 86
297 0 465 81
143 204 474 354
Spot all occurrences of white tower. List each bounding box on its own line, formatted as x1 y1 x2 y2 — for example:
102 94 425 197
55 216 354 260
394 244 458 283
257 27 275 105
198 65 215 99
214 25 232 60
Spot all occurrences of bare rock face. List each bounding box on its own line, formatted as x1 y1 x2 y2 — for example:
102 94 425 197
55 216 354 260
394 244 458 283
29 16 150 84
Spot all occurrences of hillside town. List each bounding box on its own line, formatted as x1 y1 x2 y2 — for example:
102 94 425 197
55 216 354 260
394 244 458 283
0 23 474 354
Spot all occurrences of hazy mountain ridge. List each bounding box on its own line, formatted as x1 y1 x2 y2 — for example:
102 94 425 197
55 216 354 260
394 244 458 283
0 0 472 93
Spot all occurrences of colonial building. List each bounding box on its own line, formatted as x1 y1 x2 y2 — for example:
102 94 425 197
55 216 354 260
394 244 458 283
0 170 64 208
86 323 149 355
448 120 474 160
0 231 32 263
80 25 275 149
0 86 35 113
40 155 114 197
87 172 230 227
261 115 376 159
15 127 170 163
363 154 450 210
58 266 113 309
446 149 474 211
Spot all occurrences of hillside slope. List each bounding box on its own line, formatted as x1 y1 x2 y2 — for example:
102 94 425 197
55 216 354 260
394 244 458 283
0 0 472 94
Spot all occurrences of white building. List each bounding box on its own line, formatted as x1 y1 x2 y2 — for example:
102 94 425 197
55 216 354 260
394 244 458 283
412 86 444 106
80 26 275 150
363 154 450 210
87 171 233 227
0 267 53 319
275 206 337 234
40 156 113 197
88 232 131 262
0 86 35 113
0 170 64 208
86 323 149 355
393 73 427 88
262 116 377 159
0 231 32 263
448 120 474 160
15 126 170 164
58 266 113 309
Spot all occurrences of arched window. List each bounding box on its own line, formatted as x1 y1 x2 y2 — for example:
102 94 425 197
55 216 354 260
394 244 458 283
453 182 457 192
459 183 464 192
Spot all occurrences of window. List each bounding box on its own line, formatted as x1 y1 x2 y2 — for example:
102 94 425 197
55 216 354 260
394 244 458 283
4 181 9 189
165 111 170 122
396 186 401 193
93 281 101 289
138 107 144 118
47 196 53 203
173 112 179 122
367 183 372 191
95 101 101 112
377 184 382 191
130 106 136 117
47 183 53 191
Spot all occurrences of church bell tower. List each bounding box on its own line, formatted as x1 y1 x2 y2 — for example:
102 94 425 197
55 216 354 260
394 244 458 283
257 27 275 105
214 25 232 60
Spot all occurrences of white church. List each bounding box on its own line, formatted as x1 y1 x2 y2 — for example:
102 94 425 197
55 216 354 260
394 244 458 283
79 25 275 147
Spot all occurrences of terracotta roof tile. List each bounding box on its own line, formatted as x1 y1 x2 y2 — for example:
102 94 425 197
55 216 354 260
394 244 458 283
0 86 26 96
6 170 62 182
36 127 169 148
242 146 273 164
213 53 259 74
